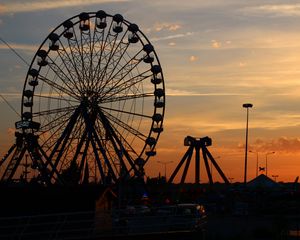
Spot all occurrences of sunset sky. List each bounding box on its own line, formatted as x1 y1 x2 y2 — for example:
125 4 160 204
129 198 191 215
1 0 300 183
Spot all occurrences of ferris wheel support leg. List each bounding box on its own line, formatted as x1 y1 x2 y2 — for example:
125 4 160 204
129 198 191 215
90 130 117 182
0 144 16 167
37 144 63 184
2 147 26 182
47 106 82 179
70 129 89 182
90 136 106 183
97 109 137 176
81 107 117 183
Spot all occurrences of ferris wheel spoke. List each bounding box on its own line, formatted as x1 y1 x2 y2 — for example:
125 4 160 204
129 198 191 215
102 48 142 86
64 38 87 90
107 121 139 158
100 105 152 119
90 36 108 79
34 93 79 104
102 71 151 100
38 75 80 100
96 49 143 94
39 117 72 152
79 28 93 88
99 41 130 90
101 109 147 139
101 92 153 104
96 30 126 89
33 105 78 117
66 26 90 88
40 111 80 146
91 19 114 87
39 110 74 133
56 44 85 92
46 56 82 95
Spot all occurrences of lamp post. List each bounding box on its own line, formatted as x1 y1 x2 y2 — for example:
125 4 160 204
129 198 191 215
265 151 275 177
243 103 253 184
249 150 259 178
157 160 173 181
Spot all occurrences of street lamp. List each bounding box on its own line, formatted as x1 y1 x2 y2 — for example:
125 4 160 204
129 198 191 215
265 151 275 177
157 160 173 180
243 103 253 184
249 150 259 178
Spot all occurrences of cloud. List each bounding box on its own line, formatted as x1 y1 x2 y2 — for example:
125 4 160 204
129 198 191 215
248 137 300 153
211 40 221 48
239 62 247 67
189 55 199 62
150 22 182 32
7 127 15 136
242 4 300 17
166 88 249 97
0 0 129 14
0 43 37 52
0 4 6 14
0 93 21 97
151 32 194 42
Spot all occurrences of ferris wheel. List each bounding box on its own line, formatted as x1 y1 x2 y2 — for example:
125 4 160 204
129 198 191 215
1 10 165 184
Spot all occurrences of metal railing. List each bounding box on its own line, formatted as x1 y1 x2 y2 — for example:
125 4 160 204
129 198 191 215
0 208 206 239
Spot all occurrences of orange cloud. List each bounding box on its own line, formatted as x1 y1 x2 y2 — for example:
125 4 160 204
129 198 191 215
211 40 221 48
239 62 247 67
7 128 15 136
0 43 37 52
0 4 6 14
243 4 300 17
153 23 182 32
189 55 199 62
249 137 300 153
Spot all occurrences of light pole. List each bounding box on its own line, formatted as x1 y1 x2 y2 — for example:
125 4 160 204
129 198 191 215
265 151 275 177
243 103 253 184
157 160 173 181
249 150 259 178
